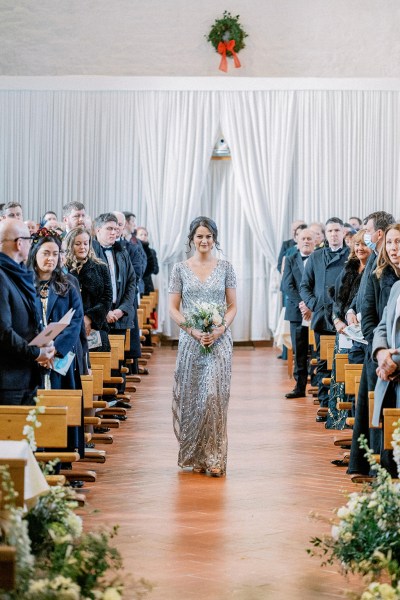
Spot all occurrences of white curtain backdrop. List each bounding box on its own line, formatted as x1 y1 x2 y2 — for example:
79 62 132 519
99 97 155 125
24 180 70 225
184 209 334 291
220 91 298 266
135 91 220 334
202 160 271 341
1 83 400 339
288 91 400 225
0 91 147 223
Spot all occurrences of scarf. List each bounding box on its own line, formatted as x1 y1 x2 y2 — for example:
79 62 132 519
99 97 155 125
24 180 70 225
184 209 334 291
0 252 42 329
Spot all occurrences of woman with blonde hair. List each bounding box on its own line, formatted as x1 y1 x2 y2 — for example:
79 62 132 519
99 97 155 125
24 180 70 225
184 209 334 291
326 229 372 431
64 226 113 352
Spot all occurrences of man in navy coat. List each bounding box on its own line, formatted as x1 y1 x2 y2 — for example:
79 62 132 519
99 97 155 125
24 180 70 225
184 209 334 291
282 228 315 398
0 219 55 405
300 218 349 417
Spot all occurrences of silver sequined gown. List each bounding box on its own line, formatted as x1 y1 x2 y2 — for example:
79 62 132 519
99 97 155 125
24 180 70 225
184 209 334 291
169 260 237 473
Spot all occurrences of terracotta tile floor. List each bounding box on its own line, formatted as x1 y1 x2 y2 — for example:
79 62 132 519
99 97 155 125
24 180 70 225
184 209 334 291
82 347 365 600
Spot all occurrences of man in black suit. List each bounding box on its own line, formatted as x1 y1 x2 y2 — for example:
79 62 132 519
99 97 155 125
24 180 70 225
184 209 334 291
282 228 315 398
300 217 349 418
0 219 55 405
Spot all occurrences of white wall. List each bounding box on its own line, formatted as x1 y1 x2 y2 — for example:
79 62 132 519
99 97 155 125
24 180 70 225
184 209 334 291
1 0 400 77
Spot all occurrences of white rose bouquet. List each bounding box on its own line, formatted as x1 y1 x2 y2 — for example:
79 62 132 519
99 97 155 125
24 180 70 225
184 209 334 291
181 301 227 355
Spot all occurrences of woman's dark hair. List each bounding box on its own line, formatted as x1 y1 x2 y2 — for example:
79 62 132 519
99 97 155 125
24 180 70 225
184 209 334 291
187 216 220 251
27 235 69 296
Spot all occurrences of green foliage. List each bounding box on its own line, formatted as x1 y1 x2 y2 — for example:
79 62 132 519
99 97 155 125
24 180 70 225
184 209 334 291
309 433 400 588
206 11 248 57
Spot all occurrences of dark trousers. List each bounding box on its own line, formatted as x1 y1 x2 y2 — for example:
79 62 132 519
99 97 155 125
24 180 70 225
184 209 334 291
289 321 309 393
0 388 36 406
314 331 335 407
348 344 397 476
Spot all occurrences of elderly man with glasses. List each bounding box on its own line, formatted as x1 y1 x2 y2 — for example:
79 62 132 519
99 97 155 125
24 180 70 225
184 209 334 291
0 219 55 405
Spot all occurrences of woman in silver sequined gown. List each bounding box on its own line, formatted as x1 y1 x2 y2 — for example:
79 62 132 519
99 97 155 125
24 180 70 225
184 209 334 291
169 217 237 477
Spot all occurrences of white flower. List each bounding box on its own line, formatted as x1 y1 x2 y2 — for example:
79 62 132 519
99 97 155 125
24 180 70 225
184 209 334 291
102 588 122 600
65 512 83 538
331 525 340 540
337 506 350 519
212 310 222 326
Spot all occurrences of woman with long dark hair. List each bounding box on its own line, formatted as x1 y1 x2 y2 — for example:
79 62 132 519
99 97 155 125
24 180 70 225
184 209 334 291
27 229 85 390
169 217 237 477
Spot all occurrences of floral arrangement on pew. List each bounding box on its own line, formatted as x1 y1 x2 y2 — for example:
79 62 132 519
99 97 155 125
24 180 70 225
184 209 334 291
308 420 400 599
0 401 151 600
181 301 227 355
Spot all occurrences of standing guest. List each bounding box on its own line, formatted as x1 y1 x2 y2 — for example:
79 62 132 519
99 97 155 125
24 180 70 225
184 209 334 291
64 226 113 352
300 217 350 420
277 220 305 273
1 202 23 221
282 228 315 398
62 201 86 234
282 223 308 262
41 211 58 228
346 212 395 477
123 211 147 294
326 230 372 430
25 220 39 235
136 226 159 295
27 231 85 390
169 217 237 477
92 213 136 339
0 220 55 405
372 278 400 477
309 222 326 249
348 216 362 231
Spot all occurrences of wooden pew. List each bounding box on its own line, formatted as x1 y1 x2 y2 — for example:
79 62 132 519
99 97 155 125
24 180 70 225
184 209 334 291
89 351 129 419
383 408 400 451
0 546 16 590
37 388 105 469
0 406 78 465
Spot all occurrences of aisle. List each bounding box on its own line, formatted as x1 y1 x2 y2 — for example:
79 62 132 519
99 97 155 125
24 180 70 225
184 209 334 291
84 347 363 600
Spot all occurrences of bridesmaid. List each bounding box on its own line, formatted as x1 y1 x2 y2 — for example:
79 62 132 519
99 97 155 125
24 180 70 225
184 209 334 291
169 217 237 477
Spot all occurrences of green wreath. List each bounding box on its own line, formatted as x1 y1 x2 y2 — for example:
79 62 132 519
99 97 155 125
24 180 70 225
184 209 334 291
206 11 248 57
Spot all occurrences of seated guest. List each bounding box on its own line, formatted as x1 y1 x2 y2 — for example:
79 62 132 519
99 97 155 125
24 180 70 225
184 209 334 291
326 230 371 429
282 228 315 398
0 220 55 405
64 226 113 352
300 218 350 420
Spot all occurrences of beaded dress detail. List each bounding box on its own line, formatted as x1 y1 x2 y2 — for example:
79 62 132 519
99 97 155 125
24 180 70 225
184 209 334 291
169 259 237 473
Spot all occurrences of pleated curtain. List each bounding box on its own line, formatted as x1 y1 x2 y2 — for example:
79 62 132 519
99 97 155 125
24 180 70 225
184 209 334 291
1 87 400 339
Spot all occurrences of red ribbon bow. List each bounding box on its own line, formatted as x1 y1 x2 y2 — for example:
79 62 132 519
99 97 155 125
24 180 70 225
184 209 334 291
217 40 242 73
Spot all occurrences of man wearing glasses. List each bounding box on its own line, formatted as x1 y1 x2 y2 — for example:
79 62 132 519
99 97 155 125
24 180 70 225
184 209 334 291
0 220 55 405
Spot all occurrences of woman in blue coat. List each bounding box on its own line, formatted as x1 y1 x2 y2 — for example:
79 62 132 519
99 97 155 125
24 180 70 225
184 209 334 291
27 230 85 390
